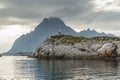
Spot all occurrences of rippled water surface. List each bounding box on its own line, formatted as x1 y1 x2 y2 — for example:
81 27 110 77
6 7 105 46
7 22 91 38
0 56 120 80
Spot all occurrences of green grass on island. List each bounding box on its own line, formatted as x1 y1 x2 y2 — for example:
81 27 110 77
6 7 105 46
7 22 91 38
51 34 120 43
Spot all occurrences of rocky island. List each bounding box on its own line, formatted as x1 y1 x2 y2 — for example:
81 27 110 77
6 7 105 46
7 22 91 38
31 35 120 60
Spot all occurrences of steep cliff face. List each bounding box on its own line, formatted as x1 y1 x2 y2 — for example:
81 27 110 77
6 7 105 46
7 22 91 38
31 35 120 59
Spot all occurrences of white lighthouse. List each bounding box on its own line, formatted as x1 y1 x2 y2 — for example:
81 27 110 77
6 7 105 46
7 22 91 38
58 29 62 35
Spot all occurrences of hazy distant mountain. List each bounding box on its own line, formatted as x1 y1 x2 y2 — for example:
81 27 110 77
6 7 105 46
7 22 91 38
5 17 115 55
78 28 114 38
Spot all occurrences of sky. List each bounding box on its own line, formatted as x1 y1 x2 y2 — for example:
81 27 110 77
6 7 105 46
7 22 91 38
0 0 120 53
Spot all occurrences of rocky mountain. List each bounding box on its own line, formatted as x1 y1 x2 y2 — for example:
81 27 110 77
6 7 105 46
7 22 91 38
5 17 77 55
5 17 116 55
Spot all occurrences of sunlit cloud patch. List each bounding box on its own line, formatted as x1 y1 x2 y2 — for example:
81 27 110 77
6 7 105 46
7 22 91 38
91 0 120 12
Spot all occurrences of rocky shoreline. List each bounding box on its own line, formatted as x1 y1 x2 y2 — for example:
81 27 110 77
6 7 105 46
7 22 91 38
31 35 120 60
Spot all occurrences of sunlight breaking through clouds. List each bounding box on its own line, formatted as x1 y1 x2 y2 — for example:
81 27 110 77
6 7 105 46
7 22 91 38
0 25 33 52
91 0 120 12
0 4 5 9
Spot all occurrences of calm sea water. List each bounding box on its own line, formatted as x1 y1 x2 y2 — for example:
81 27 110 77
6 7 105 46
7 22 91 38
0 56 120 80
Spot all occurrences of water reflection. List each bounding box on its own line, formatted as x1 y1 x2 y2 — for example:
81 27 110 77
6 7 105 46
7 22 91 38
38 60 120 80
0 56 120 80
0 56 39 80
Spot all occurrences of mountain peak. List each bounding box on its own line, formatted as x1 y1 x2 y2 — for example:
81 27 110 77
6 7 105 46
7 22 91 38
41 17 65 25
79 28 115 38
85 28 96 33
42 18 49 23
87 28 91 31
49 17 62 20
35 17 66 31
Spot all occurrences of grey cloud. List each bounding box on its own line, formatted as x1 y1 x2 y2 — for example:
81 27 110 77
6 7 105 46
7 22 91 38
48 0 93 18
0 0 92 26
0 0 119 31
97 12 120 21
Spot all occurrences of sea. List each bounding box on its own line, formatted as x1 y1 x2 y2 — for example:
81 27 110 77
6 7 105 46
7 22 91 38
0 56 120 80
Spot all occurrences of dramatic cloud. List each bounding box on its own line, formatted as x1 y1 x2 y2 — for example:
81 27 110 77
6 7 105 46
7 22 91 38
91 0 120 12
0 0 120 52
0 0 92 25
